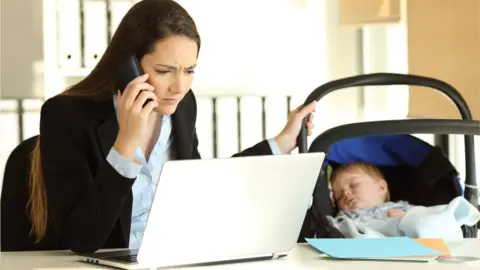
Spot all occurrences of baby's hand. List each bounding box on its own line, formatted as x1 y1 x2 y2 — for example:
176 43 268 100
387 209 406 217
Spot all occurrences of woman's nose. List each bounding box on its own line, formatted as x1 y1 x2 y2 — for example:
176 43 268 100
170 78 183 93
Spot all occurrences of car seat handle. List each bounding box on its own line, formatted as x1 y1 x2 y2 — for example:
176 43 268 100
297 72 473 154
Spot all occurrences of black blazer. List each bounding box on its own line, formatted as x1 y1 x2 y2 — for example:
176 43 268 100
2 90 273 253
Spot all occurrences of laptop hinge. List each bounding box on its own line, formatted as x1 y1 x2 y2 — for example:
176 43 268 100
272 252 287 259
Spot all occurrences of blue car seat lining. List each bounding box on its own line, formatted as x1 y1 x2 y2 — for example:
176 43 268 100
323 134 435 168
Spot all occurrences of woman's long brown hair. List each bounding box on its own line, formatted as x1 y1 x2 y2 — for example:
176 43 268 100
27 0 201 242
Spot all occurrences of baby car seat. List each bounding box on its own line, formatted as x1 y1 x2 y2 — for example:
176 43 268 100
294 73 479 241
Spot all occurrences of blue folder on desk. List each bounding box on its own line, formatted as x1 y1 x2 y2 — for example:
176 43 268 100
305 237 444 261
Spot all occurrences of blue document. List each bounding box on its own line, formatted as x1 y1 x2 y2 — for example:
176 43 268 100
305 237 443 259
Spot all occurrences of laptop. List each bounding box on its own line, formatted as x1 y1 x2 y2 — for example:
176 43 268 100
79 152 325 269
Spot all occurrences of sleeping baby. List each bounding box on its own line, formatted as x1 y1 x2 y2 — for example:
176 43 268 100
327 162 480 240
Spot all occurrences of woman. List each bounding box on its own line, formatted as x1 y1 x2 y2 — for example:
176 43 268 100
15 0 316 253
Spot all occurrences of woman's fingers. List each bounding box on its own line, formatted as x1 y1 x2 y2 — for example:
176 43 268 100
127 82 155 105
132 90 158 113
305 111 315 136
140 99 159 119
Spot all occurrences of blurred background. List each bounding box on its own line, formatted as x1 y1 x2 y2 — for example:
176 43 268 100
1 0 479 192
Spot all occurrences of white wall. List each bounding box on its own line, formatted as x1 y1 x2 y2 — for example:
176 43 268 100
362 24 409 121
184 0 325 96
0 0 44 99
316 0 364 131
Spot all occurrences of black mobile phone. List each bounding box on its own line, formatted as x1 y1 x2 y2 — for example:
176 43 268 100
115 55 152 106
116 55 143 93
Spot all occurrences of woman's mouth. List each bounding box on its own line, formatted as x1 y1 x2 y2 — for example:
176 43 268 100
163 98 179 105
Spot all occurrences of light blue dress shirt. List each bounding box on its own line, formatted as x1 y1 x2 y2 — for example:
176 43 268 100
106 96 282 249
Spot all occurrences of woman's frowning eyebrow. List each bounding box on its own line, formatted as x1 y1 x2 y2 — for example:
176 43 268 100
156 64 197 70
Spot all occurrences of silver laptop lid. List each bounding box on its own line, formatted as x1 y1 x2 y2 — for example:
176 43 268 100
138 152 325 267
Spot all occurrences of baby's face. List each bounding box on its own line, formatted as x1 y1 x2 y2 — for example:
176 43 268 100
332 171 388 211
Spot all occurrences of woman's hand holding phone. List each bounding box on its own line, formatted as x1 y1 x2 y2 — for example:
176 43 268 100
113 73 158 161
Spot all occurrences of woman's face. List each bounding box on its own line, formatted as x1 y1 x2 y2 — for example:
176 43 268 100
140 35 198 115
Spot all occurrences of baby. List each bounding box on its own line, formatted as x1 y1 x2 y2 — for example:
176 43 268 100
330 161 409 217
327 162 480 239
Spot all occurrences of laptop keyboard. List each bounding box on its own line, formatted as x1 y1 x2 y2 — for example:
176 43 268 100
110 254 138 263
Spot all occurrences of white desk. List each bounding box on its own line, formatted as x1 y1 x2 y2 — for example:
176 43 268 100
2 240 480 270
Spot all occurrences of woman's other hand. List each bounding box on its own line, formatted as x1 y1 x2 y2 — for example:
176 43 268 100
274 101 317 154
